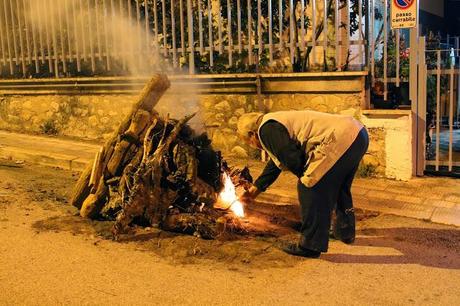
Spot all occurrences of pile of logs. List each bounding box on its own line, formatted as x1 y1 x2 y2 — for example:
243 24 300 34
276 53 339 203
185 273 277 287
70 74 250 239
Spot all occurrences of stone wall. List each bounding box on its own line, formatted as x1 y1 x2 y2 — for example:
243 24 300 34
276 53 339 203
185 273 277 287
0 90 362 152
198 93 362 159
0 94 137 140
0 75 415 180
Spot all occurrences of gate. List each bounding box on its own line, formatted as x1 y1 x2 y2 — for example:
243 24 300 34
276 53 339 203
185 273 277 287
422 37 460 176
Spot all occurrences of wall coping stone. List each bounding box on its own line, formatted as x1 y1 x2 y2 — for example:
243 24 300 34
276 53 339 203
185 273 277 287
0 72 367 95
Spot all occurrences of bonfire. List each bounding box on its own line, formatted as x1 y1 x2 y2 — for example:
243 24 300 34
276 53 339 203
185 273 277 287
70 75 252 239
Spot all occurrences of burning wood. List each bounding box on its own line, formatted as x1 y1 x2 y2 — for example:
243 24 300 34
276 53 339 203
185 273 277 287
70 74 252 240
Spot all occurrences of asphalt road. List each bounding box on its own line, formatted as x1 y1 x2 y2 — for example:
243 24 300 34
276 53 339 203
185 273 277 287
1 162 459 305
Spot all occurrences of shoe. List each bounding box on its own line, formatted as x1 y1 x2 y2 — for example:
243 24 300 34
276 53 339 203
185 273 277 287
281 243 321 258
333 208 356 244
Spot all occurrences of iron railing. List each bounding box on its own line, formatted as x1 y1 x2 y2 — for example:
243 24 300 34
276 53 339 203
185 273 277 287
0 0 451 104
0 0 373 78
425 47 460 173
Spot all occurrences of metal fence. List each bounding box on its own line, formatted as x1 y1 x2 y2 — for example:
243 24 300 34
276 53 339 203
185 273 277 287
424 46 460 173
0 0 373 78
0 0 453 88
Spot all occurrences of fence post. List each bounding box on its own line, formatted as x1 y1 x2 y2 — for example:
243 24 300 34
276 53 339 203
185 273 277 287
409 7 420 176
416 36 426 176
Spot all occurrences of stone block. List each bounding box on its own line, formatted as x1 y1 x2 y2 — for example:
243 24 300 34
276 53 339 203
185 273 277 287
100 117 110 125
443 194 460 203
385 186 414 195
351 186 369 196
394 195 424 205
234 108 245 117
214 100 231 112
362 154 380 167
228 116 238 128
367 190 394 200
231 146 248 158
425 200 456 209
430 207 460 226
88 116 98 127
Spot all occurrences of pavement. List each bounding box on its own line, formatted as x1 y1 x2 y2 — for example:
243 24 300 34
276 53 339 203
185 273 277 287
1 130 459 227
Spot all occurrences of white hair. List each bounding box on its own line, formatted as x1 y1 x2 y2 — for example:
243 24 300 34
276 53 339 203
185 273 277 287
237 112 264 137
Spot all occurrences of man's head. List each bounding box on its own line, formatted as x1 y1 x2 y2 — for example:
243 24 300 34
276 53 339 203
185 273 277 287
237 112 264 149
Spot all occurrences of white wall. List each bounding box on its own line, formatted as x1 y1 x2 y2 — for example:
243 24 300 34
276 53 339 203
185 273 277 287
361 110 413 181
420 0 444 17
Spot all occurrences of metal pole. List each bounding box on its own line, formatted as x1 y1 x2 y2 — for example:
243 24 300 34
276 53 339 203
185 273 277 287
207 0 213 67
22 0 31 65
335 0 339 70
180 0 185 57
0 1 6 68
435 50 441 171
58 0 67 74
383 0 388 100
416 36 426 175
300 0 305 53
237 0 242 54
103 0 111 70
312 0 316 66
279 0 283 51
370 0 374 85
186 0 194 74
248 0 252 65
358 0 363 67
324 0 328 67
448 55 454 171
87 0 96 72
15 0 26 75
161 0 167 57
74 0 81 71
217 0 223 54
198 0 204 54
228 0 233 65
2 0 13 74
268 0 273 63
50 0 59 77
171 0 178 67
409 0 420 176
396 29 400 87
289 0 294 64
95 0 102 60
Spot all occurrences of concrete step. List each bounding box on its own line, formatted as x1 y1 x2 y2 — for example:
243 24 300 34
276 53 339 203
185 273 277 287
0 130 99 171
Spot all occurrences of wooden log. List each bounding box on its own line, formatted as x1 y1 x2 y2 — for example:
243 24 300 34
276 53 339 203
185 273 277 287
70 164 92 210
80 178 109 219
124 109 152 140
112 114 196 236
106 110 154 176
106 140 132 177
70 74 171 209
89 147 104 193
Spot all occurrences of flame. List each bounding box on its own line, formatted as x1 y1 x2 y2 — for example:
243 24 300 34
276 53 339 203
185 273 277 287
218 173 245 218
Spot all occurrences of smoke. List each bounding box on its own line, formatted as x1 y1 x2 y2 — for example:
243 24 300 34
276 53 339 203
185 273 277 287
24 0 204 132
24 0 165 76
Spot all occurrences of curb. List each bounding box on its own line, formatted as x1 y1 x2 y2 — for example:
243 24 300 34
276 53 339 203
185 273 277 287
1 132 458 227
0 145 90 171
259 191 460 227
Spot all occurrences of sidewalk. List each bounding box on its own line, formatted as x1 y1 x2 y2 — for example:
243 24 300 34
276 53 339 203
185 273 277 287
0 131 99 171
1 130 459 227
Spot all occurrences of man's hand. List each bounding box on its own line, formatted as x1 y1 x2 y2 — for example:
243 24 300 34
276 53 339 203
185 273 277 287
240 185 261 204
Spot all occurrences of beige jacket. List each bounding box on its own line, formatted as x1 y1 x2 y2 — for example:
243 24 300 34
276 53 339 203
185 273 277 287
258 110 363 187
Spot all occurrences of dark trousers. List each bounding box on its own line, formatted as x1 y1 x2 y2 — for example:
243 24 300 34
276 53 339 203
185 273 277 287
298 128 369 252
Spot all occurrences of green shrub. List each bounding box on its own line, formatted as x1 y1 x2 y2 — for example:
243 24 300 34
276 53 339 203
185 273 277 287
40 119 59 135
356 162 377 178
